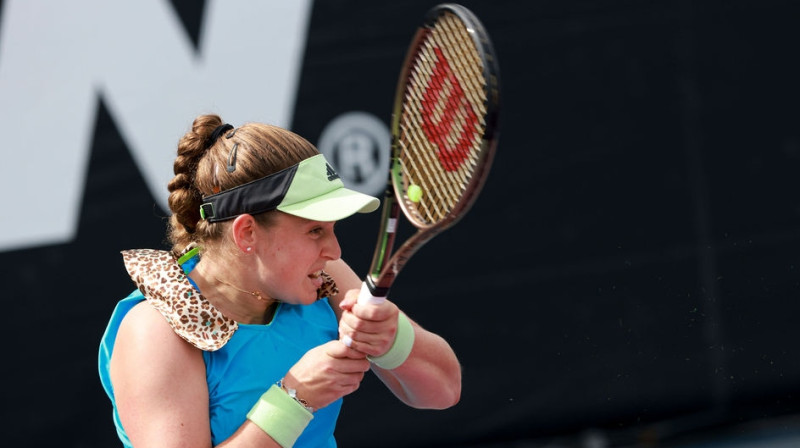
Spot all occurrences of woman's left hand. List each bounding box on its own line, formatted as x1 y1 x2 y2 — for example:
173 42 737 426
337 290 400 358
325 259 461 409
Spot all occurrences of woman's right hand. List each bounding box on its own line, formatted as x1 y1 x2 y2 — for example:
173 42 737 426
281 340 371 411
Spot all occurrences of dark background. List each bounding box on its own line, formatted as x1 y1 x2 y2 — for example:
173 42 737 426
4 0 800 446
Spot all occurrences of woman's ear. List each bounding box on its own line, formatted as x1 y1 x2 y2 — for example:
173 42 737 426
231 214 258 254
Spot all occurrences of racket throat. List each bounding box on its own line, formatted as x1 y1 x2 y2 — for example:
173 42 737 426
365 275 391 298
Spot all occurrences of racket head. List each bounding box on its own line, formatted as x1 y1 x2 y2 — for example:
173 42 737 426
390 3 501 231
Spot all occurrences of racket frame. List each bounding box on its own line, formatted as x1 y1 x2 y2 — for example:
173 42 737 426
364 3 501 298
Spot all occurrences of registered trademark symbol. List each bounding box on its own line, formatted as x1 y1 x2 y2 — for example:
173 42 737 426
317 111 390 197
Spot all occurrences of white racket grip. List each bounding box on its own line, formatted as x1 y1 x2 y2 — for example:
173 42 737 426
358 281 386 306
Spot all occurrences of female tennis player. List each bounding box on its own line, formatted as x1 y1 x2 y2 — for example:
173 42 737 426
98 114 461 447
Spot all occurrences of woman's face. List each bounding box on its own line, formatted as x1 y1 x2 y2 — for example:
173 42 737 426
255 212 342 304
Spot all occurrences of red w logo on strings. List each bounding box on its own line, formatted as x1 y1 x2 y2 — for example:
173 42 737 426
420 47 479 172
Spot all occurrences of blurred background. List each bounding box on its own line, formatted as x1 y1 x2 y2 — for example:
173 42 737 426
2 0 800 446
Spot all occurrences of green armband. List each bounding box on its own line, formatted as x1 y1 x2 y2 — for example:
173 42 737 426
367 312 415 370
247 384 313 448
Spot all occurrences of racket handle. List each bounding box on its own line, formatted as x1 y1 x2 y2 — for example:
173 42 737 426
358 281 386 305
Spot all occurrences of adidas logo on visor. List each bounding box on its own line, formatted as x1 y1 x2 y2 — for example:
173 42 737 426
326 163 340 181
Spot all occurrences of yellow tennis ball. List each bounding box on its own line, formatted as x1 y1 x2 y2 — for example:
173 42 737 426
407 184 423 203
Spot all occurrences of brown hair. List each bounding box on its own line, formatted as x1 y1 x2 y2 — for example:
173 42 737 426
166 114 319 255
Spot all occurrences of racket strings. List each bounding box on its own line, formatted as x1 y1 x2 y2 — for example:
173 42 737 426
402 74 471 220
435 15 489 135
403 59 463 222
402 108 460 219
398 11 488 226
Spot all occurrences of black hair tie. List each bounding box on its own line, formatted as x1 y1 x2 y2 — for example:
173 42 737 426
207 123 234 148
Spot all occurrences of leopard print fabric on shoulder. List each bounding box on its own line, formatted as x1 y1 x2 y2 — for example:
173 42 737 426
121 249 237 351
316 271 339 301
121 249 340 351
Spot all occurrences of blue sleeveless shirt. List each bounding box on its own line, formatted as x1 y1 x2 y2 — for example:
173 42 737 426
99 290 342 447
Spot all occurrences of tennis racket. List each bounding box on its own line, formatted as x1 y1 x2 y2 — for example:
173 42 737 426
359 3 501 305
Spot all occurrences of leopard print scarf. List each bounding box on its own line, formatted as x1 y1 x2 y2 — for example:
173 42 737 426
121 249 338 351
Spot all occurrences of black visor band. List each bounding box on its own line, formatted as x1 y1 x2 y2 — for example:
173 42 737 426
200 163 299 223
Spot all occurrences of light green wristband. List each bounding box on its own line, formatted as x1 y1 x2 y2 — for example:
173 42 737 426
247 384 313 448
367 312 415 370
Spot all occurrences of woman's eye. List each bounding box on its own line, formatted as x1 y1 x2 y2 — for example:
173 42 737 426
309 222 335 237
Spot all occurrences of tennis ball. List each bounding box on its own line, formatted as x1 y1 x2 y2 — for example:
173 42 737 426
407 184 423 203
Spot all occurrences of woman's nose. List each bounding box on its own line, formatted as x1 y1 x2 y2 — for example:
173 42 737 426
322 233 342 260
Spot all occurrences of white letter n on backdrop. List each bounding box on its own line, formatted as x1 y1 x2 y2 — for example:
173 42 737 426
0 0 311 251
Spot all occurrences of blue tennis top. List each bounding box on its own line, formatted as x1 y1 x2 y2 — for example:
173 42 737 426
98 290 342 447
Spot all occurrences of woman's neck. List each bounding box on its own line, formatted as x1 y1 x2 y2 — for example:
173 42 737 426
188 258 278 325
